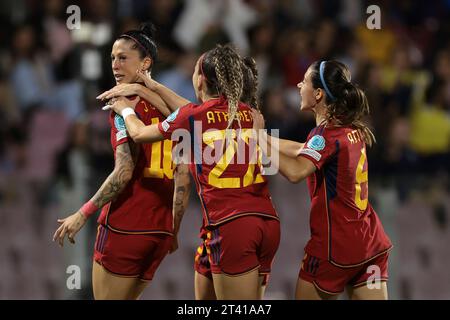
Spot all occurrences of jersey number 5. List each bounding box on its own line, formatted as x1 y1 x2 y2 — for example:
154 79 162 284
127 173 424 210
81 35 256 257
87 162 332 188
355 147 368 211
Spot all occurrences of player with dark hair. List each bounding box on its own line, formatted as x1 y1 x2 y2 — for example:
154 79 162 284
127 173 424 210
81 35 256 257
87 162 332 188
53 23 190 300
103 44 280 300
252 60 393 300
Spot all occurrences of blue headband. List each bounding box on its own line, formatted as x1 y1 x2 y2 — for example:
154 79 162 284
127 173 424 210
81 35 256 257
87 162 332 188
319 61 336 101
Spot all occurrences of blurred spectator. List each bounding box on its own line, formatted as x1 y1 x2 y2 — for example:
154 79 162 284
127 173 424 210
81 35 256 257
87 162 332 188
156 50 197 103
54 118 95 299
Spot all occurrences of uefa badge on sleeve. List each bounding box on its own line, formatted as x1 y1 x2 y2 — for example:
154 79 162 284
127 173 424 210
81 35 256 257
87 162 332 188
166 108 180 123
307 135 325 151
114 114 127 131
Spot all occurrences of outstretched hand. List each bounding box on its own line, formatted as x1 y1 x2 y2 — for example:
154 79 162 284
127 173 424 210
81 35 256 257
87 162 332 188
53 211 87 247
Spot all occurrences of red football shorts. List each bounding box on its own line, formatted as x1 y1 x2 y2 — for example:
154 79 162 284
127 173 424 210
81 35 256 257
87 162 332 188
299 251 389 295
93 224 172 281
194 215 280 286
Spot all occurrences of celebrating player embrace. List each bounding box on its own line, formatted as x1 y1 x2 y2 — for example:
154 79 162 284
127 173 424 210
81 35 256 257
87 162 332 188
103 44 280 300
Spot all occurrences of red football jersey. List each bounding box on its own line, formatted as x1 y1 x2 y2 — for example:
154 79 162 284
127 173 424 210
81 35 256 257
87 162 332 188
97 98 175 235
157 97 278 227
298 124 392 267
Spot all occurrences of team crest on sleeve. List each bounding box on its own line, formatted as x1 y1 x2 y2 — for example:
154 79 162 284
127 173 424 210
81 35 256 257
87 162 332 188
114 114 127 131
166 108 180 123
307 135 325 151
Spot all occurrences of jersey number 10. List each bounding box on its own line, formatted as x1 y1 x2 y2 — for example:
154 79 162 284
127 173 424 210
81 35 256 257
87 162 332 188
143 118 174 179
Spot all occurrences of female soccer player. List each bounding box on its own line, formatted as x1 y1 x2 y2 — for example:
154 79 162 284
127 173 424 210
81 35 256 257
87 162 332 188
99 55 262 300
252 60 393 300
53 23 191 300
104 44 280 300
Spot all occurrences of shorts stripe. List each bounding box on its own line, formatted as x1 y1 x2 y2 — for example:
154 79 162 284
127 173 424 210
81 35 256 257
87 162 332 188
213 229 221 265
98 226 108 253
102 228 109 252
96 226 104 252
94 226 100 251
97 226 104 252
309 257 313 274
312 257 320 275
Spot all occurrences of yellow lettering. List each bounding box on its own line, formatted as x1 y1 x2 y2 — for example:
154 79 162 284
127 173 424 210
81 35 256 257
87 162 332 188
206 111 215 124
143 118 174 179
347 132 355 144
243 110 250 122
221 112 229 122
214 111 222 122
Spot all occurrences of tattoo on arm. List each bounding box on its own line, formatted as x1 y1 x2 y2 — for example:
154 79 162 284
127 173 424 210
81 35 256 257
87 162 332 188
172 164 191 234
90 142 137 209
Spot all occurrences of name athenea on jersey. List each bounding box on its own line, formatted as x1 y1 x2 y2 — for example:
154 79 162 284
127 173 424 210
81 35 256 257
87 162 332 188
347 129 364 144
205 110 252 124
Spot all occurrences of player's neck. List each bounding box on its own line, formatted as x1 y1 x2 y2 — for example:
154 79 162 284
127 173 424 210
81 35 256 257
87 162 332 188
201 91 220 103
314 104 327 126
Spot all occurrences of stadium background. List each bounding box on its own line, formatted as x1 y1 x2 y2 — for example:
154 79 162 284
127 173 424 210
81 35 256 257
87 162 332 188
0 0 449 299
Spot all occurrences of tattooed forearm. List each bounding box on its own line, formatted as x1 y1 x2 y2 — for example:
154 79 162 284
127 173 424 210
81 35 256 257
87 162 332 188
90 142 136 209
172 164 191 234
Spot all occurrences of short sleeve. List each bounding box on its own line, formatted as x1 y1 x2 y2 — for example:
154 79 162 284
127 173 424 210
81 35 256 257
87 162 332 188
158 103 196 140
110 113 129 149
298 130 337 170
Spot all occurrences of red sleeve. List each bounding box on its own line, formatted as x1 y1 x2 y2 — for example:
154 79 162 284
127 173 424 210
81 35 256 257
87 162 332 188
110 112 129 149
157 103 197 140
298 128 337 170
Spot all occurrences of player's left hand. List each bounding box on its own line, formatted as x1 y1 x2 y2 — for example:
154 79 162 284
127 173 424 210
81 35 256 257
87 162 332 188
53 211 87 247
105 96 140 114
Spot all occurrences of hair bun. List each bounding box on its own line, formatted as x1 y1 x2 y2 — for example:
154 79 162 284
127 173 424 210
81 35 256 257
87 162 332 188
140 22 156 39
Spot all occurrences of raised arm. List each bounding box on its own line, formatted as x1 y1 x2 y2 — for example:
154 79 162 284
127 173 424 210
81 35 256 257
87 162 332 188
53 142 137 246
103 96 165 144
263 134 305 158
136 70 191 111
251 109 314 183
258 129 315 183
97 83 172 116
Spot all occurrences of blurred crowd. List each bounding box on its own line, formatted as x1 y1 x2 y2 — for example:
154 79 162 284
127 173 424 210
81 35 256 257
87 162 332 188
0 0 449 299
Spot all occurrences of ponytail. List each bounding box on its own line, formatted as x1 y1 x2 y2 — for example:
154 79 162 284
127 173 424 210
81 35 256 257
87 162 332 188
242 56 260 111
327 81 375 146
311 60 376 147
211 45 244 129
